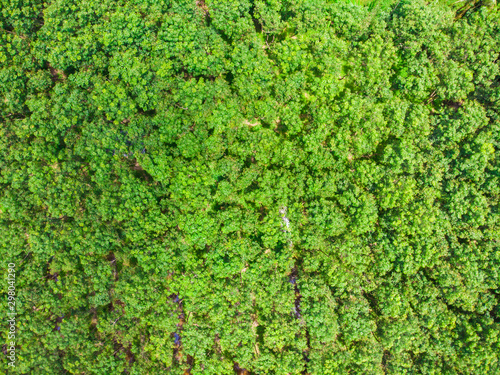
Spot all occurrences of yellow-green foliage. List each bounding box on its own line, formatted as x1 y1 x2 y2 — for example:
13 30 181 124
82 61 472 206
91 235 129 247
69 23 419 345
1 0 499 374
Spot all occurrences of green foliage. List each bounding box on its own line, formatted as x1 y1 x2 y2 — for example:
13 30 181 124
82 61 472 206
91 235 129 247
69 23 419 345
1 0 499 374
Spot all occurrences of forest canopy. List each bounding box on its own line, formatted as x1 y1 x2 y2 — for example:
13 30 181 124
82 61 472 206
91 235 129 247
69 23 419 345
1 0 499 374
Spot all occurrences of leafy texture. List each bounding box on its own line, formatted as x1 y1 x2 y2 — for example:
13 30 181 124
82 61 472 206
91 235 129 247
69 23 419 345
1 0 499 374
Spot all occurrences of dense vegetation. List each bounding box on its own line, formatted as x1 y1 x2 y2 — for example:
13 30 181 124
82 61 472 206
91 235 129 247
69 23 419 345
1 0 499 373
